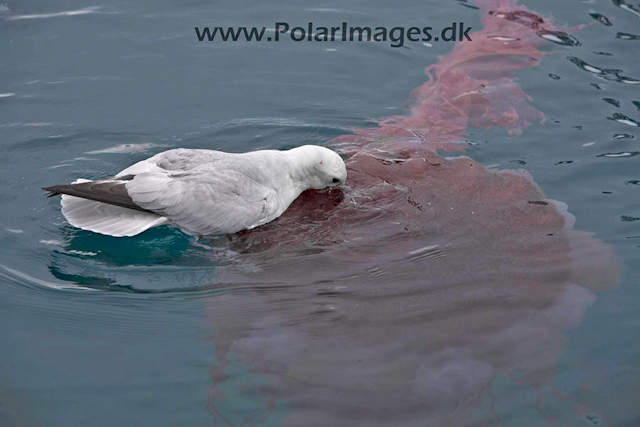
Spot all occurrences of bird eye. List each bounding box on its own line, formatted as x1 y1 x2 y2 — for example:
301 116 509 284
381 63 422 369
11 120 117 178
332 178 340 183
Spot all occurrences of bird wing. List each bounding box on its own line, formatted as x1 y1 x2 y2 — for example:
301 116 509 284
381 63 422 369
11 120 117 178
126 170 278 235
124 155 281 235
116 148 227 177
43 177 149 212
61 194 168 237
44 149 281 236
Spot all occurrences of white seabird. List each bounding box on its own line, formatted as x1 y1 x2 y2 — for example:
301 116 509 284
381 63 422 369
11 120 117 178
43 145 347 237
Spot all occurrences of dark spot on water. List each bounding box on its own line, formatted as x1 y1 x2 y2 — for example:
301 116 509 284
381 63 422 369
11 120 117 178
591 83 603 90
584 413 602 426
616 32 640 41
573 125 583 130
603 191 612 194
593 51 613 56
613 133 635 140
455 0 479 9
625 180 640 185
632 100 640 111
555 160 574 165
549 73 561 80
547 233 554 236
602 98 620 108
590 13 612 26
528 200 549 205
510 159 527 165
621 215 640 222
407 196 426 212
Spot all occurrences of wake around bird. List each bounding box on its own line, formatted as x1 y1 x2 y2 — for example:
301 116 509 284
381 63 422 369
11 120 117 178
43 145 347 237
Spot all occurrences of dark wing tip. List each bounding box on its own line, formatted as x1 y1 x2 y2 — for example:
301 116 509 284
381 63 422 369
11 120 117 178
42 185 62 198
40 180 154 214
42 184 68 197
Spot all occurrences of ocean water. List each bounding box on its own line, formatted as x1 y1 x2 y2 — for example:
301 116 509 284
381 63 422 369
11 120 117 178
1 0 639 425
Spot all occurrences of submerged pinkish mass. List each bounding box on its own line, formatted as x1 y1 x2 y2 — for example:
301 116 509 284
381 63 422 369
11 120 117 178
204 0 618 424
335 0 582 151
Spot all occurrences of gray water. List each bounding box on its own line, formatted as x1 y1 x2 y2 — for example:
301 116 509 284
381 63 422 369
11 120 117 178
1 0 639 426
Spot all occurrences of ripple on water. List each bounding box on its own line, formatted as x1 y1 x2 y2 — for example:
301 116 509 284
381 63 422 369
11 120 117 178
616 32 640 41
538 30 581 46
608 113 640 127
85 143 166 155
589 13 612 26
602 97 621 108
612 0 640 18
597 151 640 158
568 56 640 84
4 6 102 21
455 0 479 10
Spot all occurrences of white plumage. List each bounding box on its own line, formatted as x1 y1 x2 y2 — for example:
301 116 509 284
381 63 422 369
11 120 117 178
47 145 347 237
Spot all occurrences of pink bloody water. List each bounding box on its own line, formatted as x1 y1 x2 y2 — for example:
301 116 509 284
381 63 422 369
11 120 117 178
203 1 618 425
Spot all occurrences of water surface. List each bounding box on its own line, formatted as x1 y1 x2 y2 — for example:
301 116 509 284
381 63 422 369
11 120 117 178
1 0 639 425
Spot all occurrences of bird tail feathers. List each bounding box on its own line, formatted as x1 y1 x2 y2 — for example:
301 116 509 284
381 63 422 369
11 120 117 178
59 179 168 237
